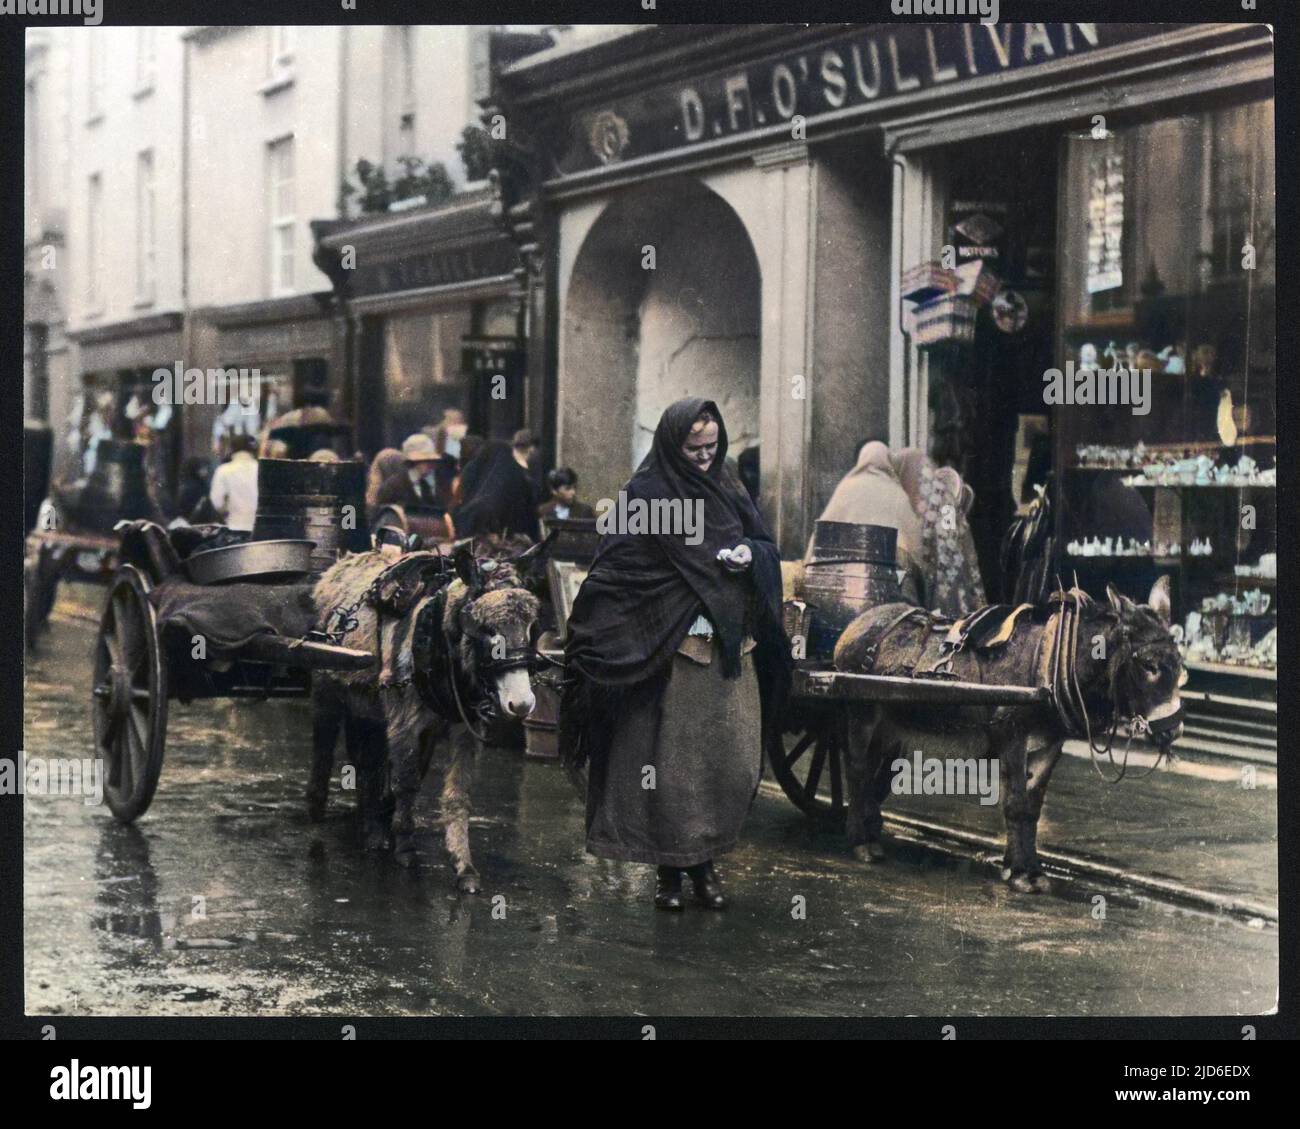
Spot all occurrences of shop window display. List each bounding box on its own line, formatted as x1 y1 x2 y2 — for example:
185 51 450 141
1055 98 1275 679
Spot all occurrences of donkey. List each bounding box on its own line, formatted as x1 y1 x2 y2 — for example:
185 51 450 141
308 541 541 891
832 577 1185 893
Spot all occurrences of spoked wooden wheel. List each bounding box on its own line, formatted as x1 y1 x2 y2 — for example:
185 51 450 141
91 565 168 822
765 703 848 821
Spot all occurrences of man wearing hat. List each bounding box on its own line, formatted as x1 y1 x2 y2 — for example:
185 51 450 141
374 433 449 509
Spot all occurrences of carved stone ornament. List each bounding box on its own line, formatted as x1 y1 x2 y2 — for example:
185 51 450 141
587 110 630 165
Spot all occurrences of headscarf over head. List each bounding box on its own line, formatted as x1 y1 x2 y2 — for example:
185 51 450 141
453 440 539 540
560 397 790 769
566 397 783 685
812 440 923 564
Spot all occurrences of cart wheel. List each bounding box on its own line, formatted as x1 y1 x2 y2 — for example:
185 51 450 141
91 565 168 822
765 703 847 822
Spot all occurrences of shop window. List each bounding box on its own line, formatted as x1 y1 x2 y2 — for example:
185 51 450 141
1056 97 1275 673
383 308 472 439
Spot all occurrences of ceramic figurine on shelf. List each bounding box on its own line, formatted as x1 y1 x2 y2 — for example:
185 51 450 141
1217 389 1238 447
1191 343 1217 378
1158 344 1186 375
1078 343 1099 372
1195 455 1214 485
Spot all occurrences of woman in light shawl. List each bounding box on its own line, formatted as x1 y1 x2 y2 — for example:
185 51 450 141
808 440 924 602
891 447 986 617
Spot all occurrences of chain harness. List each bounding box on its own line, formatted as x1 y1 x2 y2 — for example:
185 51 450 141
322 548 542 742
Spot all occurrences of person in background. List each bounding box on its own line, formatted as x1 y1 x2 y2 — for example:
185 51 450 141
891 446 986 617
537 466 595 522
175 457 217 524
453 439 540 540
450 434 485 507
209 433 259 531
426 410 468 508
375 434 446 509
366 447 405 513
808 440 924 603
307 448 340 463
511 428 540 473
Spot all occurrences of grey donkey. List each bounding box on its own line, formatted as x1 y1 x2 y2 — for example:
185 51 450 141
832 577 1185 893
308 542 541 891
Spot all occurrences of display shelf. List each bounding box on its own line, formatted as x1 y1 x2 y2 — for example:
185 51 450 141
1183 659 1276 682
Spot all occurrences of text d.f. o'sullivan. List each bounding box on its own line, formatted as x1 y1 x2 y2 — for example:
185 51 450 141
679 23 1103 143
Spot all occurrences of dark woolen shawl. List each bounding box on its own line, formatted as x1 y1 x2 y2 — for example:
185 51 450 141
560 397 790 770
453 440 540 540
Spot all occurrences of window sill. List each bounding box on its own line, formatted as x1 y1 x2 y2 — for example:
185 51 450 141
258 73 295 97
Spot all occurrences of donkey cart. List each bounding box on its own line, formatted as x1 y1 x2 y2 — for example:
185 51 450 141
90 558 373 824
765 664 1050 820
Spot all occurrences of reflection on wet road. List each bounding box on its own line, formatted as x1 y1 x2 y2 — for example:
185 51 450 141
24 594 1277 1017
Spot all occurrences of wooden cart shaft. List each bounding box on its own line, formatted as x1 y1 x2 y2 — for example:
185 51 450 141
793 667 1050 706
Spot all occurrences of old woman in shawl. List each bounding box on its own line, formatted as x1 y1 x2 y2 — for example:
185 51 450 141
560 398 789 910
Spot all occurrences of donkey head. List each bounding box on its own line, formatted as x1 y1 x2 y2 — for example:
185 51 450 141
1082 577 1185 747
445 543 541 720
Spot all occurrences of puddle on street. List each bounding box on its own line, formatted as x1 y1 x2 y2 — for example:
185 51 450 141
23 610 1279 1017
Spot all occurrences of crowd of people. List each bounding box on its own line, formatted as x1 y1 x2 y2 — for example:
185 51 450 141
169 404 593 543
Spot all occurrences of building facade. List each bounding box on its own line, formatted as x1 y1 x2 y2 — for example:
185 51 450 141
33 23 482 498
486 20 1276 750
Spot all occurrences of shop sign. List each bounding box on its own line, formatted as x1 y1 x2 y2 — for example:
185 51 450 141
351 243 518 297
557 24 1173 174
462 337 525 381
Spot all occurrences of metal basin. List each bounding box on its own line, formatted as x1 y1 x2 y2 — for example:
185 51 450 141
185 539 315 585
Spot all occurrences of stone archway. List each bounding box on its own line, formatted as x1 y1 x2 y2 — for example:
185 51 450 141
559 177 761 505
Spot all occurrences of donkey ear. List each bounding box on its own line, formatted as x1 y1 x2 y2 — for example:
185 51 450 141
1106 583 1129 615
513 528 559 568
452 543 482 593
1147 575 1172 624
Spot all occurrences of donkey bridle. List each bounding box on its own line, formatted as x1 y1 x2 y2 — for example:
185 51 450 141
1045 588 1182 782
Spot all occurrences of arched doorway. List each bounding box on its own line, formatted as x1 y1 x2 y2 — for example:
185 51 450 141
559 177 761 503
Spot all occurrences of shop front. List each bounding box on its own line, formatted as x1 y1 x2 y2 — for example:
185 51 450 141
490 19 1274 745
192 294 338 462
67 311 186 509
311 188 524 462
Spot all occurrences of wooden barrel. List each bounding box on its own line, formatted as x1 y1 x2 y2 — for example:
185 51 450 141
801 520 902 658
251 458 369 575
74 440 155 533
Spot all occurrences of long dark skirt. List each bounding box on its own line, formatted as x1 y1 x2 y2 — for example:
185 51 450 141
585 639 762 868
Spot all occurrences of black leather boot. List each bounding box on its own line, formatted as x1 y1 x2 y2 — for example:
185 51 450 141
686 860 726 909
654 866 684 910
